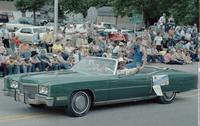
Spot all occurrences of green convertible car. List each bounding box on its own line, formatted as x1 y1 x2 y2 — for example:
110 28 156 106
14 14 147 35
3 57 197 117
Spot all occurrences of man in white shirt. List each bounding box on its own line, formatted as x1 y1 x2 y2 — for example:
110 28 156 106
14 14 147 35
64 24 73 43
1 24 10 48
76 24 88 47
158 13 166 25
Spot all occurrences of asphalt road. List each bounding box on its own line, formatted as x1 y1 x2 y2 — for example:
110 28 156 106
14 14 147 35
0 63 198 126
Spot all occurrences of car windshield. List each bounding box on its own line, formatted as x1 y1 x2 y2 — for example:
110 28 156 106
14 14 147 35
33 28 46 33
71 57 117 75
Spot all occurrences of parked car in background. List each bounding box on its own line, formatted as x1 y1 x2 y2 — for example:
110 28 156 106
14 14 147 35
31 14 49 26
15 26 48 43
3 57 197 117
6 18 33 32
0 14 9 23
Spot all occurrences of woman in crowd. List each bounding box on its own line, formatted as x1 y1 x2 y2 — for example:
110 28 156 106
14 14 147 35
10 33 21 52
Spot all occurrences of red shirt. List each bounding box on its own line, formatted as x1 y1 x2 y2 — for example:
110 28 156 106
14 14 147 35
11 37 21 46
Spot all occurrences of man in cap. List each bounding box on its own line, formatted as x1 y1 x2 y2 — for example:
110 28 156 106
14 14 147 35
30 51 42 72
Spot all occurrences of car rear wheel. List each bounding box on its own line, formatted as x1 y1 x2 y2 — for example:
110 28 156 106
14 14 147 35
67 91 91 117
158 91 176 104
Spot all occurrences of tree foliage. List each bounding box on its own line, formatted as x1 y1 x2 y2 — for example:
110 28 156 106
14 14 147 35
112 0 198 25
15 0 46 25
15 0 30 17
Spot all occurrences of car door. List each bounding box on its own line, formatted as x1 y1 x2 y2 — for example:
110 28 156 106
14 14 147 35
18 28 33 43
107 70 152 100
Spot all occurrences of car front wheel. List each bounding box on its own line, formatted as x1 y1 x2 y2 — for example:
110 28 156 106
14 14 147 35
158 91 176 104
67 91 91 117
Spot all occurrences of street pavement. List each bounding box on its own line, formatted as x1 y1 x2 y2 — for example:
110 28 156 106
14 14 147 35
0 63 198 126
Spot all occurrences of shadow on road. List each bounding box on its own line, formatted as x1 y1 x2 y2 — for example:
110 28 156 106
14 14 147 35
20 97 191 117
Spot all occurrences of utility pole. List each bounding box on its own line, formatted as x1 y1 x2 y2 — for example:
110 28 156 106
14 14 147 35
54 0 58 39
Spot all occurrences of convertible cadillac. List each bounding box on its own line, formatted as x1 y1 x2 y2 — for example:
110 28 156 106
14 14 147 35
3 57 197 117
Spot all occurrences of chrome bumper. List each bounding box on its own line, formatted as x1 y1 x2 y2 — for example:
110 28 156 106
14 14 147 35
4 90 54 107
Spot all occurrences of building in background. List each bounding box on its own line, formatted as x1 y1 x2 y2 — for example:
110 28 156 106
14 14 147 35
0 0 34 20
96 6 144 30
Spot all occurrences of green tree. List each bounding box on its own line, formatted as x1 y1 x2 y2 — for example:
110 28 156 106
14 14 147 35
167 0 198 25
15 0 30 17
112 0 198 26
15 0 46 25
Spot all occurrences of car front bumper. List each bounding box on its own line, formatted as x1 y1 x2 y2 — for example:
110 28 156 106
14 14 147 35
4 90 54 107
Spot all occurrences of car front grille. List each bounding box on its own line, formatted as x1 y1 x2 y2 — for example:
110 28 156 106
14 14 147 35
19 83 38 99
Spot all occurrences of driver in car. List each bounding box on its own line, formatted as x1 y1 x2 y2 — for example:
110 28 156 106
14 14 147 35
117 58 139 75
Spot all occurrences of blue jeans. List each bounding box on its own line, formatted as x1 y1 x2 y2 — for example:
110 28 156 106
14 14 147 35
31 63 42 72
126 61 141 69
147 55 165 63
23 65 32 73
167 60 184 65
59 63 71 69
7 65 20 75
52 64 60 70
41 62 50 71
147 55 156 63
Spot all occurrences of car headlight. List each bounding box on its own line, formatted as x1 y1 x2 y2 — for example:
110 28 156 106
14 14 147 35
39 85 48 95
10 81 19 89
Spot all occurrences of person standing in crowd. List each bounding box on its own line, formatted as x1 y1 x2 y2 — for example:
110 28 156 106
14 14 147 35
142 29 152 47
32 31 41 45
77 24 88 47
10 33 21 52
0 25 3 42
0 51 8 76
158 13 166 32
64 24 73 45
71 24 78 47
87 23 95 44
166 27 175 49
1 24 10 48
0 42 6 55
43 29 54 53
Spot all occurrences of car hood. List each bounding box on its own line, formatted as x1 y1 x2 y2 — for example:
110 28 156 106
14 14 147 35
19 70 116 85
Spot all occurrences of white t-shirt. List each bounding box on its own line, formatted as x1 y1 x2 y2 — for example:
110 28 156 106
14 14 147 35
0 29 3 38
2 29 9 39
154 36 163 46
64 28 73 40
185 33 191 41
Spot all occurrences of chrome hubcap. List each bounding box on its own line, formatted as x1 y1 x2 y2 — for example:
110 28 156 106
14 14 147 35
74 95 87 111
165 92 174 98
164 92 175 101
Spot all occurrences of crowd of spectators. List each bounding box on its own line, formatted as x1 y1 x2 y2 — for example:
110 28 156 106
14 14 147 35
0 15 199 76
